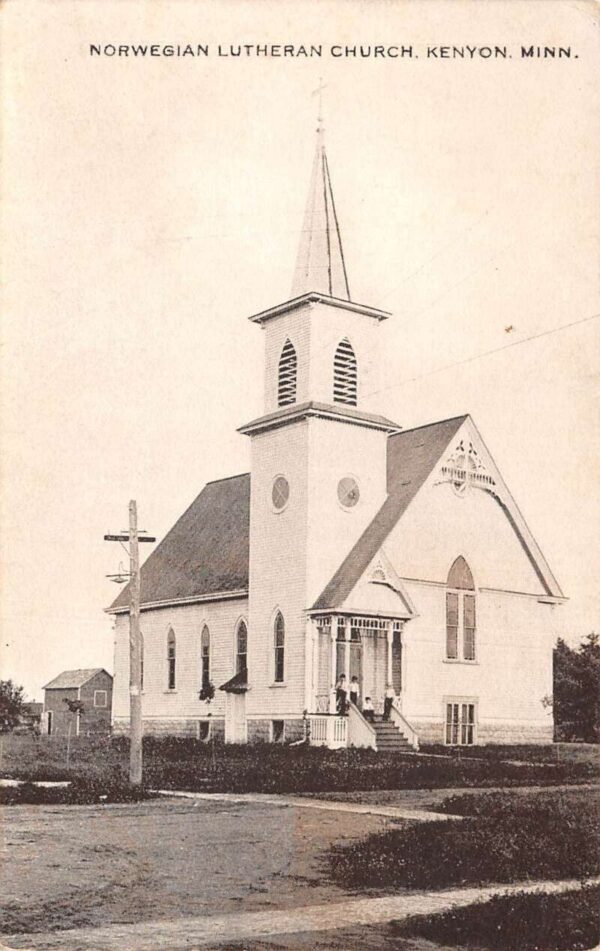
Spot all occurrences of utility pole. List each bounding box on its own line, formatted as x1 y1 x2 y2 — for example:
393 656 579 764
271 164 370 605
105 501 155 785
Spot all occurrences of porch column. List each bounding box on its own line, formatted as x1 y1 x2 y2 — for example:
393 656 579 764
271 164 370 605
329 619 337 714
386 621 394 689
344 617 351 683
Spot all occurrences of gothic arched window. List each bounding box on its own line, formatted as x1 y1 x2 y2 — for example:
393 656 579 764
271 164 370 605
200 625 210 690
236 620 248 675
274 612 285 683
333 338 357 406
446 557 476 661
167 628 176 690
278 339 297 407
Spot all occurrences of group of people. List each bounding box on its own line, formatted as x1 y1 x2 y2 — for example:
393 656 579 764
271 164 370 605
335 674 396 720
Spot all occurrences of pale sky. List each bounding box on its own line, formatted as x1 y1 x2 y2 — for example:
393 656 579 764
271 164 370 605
2 0 599 699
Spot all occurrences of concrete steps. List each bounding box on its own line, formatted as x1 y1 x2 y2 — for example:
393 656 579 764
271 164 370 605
371 716 413 752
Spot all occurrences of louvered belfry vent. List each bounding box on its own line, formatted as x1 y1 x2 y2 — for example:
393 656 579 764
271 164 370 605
278 338 297 407
333 337 357 406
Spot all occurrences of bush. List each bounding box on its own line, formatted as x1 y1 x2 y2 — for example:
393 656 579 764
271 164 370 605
328 789 600 890
1 734 596 792
0 776 153 806
395 885 600 951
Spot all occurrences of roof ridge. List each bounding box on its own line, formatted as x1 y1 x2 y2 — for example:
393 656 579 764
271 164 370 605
205 472 250 486
388 413 469 438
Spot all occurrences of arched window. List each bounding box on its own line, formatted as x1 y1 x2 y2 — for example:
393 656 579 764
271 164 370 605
274 612 285 683
200 625 210 690
333 338 357 406
140 631 144 691
446 557 476 661
236 620 248 675
167 628 176 690
278 339 297 407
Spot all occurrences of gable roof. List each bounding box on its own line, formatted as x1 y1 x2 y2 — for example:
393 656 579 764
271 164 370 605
44 668 110 690
109 473 250 613
312 415 468 611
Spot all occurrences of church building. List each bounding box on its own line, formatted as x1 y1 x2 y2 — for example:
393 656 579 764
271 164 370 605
109 121 564 748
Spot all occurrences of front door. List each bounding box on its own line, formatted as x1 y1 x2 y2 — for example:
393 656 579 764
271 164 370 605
349 637 363 699
225 692 247 744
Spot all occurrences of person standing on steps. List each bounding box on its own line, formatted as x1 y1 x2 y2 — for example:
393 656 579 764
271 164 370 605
349 675 360 708
335 674 348 715
383 683 395 721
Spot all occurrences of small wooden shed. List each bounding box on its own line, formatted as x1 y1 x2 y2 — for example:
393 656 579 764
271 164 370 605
42 668 113 737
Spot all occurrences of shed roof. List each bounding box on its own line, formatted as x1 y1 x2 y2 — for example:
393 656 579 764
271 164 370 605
44 668 111 690
109 473 250 612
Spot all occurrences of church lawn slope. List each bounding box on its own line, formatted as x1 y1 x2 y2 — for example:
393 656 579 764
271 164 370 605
327 787 600 891
1 735 598 792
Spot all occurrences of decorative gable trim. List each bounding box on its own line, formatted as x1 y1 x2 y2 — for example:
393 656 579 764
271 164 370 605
433 418 563 599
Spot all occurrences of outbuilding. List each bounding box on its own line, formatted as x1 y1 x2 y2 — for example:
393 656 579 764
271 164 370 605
42 668 113 737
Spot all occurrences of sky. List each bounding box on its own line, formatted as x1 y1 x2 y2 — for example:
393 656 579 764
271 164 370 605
2 0 599 699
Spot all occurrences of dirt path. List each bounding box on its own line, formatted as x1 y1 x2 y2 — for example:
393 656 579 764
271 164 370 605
3 878 597 951
0 798 392 936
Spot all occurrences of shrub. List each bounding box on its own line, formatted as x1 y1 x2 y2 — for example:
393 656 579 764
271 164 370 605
395 885 600 951
0 776 153 806
328 790 600 889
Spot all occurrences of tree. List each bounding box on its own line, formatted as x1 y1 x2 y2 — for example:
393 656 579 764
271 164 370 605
0 680 26 733
551 634 600 742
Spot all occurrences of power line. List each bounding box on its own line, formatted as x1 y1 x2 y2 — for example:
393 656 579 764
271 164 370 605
364 312 600 398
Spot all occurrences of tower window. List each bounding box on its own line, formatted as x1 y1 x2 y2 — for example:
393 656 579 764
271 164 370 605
278 339 297 407
333 338 357 406
274 612 285 683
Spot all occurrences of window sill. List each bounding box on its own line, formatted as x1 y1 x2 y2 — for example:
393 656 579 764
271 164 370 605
443 659 478 665
269 682 287 688
163 690 178 694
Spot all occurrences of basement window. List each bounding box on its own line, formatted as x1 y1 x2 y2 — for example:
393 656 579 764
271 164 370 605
272 720 285 743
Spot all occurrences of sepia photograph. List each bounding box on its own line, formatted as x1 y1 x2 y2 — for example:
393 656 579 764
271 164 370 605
1 2 599 949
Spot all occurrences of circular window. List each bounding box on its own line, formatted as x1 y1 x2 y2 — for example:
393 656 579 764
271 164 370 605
271 476 290 511
337 476 360 509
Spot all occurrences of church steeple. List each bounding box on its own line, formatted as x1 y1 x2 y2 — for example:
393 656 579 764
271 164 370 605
290 114 351 301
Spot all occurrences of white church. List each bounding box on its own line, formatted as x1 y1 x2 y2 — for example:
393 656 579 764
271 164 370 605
109 122 565 749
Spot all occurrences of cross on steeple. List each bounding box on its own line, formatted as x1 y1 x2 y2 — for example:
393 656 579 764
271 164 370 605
312 77 328 132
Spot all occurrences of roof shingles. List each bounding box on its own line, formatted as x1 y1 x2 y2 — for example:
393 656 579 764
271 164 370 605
109 474 250 612
311 416 467 611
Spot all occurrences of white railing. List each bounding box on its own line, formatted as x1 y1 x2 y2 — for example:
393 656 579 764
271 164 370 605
347 703 377 749
308 715 347 749
390 702 419 751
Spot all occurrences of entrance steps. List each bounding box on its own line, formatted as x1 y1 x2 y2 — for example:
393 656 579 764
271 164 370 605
371 715 414 752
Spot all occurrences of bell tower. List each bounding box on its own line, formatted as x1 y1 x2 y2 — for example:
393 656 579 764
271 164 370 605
240 116 400 721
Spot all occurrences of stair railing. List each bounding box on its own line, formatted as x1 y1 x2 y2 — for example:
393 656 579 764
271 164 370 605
347 703 377 749
389 702 420 751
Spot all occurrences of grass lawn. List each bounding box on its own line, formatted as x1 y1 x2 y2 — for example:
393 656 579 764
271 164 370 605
1 735 597 794
395 884 600 951
223 886 600 951
328 786 600 890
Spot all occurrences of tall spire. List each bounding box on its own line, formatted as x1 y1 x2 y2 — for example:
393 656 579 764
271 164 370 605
290 89 351 302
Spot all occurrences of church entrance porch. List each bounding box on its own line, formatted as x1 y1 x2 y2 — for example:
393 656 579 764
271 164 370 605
309 615 417 750
311 615 404 717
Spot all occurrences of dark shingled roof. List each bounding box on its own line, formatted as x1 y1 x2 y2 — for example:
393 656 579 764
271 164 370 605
109 473 250 612
44 668 110 690
312 415 467 611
